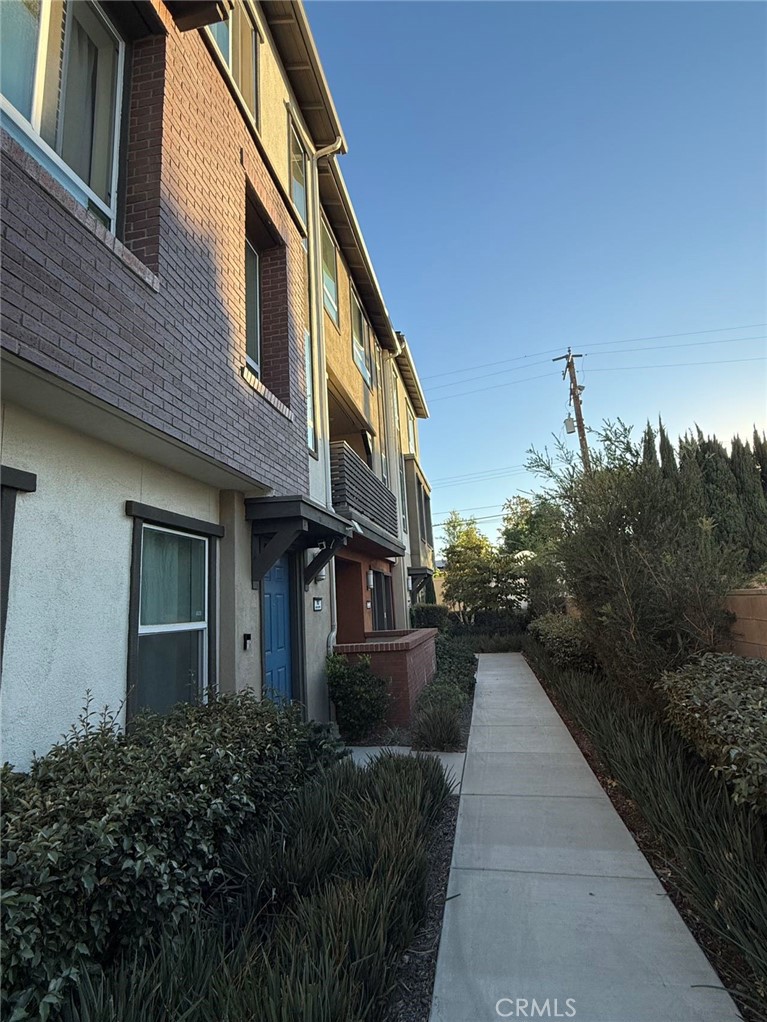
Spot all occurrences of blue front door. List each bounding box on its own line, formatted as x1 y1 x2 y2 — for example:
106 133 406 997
263 555 292 702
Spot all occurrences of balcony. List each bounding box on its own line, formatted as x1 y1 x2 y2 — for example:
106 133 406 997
404 454 435 571
330 441 401 547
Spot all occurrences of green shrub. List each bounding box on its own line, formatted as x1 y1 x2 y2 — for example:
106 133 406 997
0 693 342 1021
62 754 451 1022
326 654 390 742
410 603 450 630
472 608 529 635
525 638 767 1002
527 613 596 671
468 633 525 653
660 653 767 811
435 634 477 692
412 702 462 752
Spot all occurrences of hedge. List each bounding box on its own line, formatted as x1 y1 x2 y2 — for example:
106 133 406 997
659 653 767 811
527 612 596 671
1 693 342 1020
410 603 450 630
326 654 390 741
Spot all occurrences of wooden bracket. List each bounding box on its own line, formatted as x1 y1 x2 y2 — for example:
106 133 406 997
304 537 347 591
251 525 307 590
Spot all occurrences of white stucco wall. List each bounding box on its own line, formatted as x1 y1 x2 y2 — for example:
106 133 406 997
0 405 219 771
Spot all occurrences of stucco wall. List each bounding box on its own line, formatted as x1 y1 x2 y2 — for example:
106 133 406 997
0 405 219 770
723 589 767 659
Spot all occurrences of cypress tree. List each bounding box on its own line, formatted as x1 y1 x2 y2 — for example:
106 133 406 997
752 428 767 497
730 437 767 571
658 420 679 484
697 434 749 552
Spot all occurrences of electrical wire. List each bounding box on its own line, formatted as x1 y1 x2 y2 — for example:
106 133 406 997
420 322 767 382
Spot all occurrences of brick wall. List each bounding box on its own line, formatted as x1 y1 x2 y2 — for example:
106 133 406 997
334 628 438 727
0 3 309 496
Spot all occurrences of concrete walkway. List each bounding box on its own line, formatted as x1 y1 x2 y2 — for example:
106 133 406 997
429 653 741 1022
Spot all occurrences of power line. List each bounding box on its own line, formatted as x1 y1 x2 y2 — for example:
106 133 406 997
432 513 506 527
428 354 766 404
433 503 508 514
429 463 527 484
426 334 766 394
420 323 766 382
430 471 529 489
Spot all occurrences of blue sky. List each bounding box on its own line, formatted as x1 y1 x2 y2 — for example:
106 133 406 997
305 1 767 552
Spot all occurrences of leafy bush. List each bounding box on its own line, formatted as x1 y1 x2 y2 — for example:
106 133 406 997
528 613 596 671
410 603 450 631
466 633 525 653
472 608 529 635
660 653 767 811
435 634 478 693
62 754 451 1022
525 638 767 1003
326 654 390 742
0 694 342 1021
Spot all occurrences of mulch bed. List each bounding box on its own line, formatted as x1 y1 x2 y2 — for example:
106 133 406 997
527 656 766 1022
381 795 460 1022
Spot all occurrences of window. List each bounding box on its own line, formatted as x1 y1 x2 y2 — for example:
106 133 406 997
392 366 401 437
0 0 125 229
1 466 37 663
126 502 223 718
136 526 208 715
321 219 339 324
289 124 307 224
399 455 408 533
209 1 257 119
304 329 316 450
351 290 372 387
375 348 388 486
417 480 427 542
407 408 417 455
245 238 261 374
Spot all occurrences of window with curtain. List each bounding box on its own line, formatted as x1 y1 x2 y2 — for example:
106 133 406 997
0 0 123 228
136 526 208 715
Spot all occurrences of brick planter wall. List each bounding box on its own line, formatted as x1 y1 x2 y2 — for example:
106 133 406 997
334 628 438 727
722 589 767 659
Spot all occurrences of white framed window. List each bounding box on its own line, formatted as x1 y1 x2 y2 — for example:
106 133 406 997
407 407 417 455
289 123 307 224
136 525 209 716
0 0 125 230
321 219 339 325
245 237 261 375
375 347 388 486
209 1 257 121
351 289 372 387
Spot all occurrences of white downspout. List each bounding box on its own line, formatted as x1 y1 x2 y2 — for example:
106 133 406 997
307 137 343 658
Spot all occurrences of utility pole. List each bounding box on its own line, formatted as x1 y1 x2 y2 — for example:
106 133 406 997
553 348 591 472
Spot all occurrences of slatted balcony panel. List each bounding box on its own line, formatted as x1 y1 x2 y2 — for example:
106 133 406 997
330 441 399 537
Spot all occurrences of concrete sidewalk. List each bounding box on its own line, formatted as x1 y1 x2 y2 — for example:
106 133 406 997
429 653 741 1022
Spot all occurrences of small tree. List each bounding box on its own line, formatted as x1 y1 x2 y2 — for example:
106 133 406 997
441 512 522 622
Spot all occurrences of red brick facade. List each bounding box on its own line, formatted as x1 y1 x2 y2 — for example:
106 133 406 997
0 3 310 495
334 628 438 727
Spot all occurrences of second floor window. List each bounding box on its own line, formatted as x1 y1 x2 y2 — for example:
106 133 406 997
0 0 124 229
351 291 372 387
321 220 339 325
290 125 307 224
209 2 257 120
245 238 261 374
407 408 417 455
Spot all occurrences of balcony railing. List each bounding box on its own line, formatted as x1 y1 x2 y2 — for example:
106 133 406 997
330 441 399 538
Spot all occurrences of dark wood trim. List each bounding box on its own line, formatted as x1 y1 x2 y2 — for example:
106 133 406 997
290 552 307 715
207 537 218 698
1 467 38 673
251 524 307 590
125 501 224 537
1 467 37 492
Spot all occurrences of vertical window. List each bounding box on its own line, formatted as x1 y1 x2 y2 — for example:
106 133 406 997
290 124 307 224
209 2 257 120
245 238 261 374
321 220 339 324
375 348 388 486
0 0 124 228
305 329 316 451
407 408 417 455
417 480 427 542
399 455 408 533
392 366 401 438
136 526 208 716
351 291 372 386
